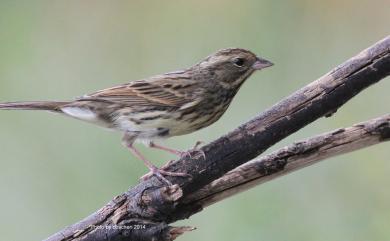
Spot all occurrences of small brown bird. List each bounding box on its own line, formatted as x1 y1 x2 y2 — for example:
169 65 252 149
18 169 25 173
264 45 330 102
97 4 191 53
0 48 273 184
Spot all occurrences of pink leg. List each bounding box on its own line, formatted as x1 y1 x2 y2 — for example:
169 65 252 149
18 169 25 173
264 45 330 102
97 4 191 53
126 144 189 185
149 141 206 159
149 142 182 156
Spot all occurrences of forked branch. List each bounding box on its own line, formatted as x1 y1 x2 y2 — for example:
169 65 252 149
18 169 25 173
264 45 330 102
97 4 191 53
45 36 390 241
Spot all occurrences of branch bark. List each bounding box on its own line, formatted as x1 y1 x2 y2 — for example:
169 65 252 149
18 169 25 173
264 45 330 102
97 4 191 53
185 114 390 207
45 36 390 241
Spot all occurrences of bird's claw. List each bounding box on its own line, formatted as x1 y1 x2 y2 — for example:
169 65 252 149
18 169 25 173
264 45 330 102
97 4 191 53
138 141 203 185
141 166 191 186
179 141 206 159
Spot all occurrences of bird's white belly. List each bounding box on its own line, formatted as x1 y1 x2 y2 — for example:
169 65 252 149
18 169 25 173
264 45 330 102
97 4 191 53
114 111 191 139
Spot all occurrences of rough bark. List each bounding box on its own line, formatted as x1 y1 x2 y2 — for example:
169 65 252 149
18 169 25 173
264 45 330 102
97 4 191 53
185 115 390 206
45 36 390 241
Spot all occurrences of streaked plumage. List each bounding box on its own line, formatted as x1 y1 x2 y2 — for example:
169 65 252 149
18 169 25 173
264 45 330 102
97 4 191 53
0 48 273 184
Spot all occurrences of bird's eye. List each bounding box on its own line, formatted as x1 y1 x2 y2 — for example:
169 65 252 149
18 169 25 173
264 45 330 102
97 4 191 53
232 58 245 67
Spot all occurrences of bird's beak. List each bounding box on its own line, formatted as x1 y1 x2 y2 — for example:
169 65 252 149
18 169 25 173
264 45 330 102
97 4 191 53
252 57 274 70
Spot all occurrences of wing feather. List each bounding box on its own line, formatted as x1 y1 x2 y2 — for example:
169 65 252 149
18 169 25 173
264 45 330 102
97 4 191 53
81 73 199 108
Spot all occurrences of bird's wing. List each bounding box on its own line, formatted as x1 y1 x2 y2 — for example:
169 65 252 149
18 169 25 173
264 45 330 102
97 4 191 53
81 73 200 108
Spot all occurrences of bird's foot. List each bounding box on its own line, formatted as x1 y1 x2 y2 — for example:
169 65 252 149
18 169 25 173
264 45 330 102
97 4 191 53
179 141 206 159
141 166 191 185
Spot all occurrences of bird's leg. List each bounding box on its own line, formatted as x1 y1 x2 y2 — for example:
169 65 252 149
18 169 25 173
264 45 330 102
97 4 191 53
126 145 170 185
122 134 189 185
148 142 182 156
149 141 206 160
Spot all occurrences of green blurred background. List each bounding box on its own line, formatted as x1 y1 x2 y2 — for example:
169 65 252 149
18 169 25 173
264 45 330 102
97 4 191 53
0 1 389 240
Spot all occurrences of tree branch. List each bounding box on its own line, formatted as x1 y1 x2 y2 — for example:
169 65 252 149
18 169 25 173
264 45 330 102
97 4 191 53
45 36 390 241
185 114 390 207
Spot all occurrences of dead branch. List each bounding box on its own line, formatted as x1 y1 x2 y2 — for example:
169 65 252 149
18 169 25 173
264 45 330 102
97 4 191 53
185 115 390 206
45 36 390 241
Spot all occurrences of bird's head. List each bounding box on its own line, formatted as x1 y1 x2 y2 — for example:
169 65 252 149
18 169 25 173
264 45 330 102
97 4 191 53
197 48 273 89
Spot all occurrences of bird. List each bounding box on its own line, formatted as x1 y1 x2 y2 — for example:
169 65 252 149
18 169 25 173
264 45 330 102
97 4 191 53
0 48 273 184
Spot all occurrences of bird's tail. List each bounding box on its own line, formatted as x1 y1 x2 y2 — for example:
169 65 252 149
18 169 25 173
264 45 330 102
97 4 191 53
0 101 69 112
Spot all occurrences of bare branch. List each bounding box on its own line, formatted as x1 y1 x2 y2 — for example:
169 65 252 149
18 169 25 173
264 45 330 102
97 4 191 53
185 115 390 206
45 36 390 241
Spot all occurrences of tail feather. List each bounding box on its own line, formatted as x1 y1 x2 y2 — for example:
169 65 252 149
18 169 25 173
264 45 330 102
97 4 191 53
0 101 68 112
